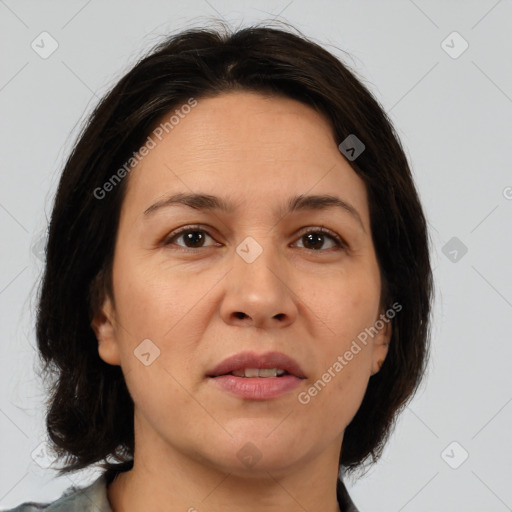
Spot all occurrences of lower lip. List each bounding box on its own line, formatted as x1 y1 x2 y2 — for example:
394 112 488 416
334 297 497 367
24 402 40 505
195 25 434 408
209 375 303 400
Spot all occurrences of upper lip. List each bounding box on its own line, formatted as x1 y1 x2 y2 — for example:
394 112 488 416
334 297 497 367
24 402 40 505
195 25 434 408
207 351 306 379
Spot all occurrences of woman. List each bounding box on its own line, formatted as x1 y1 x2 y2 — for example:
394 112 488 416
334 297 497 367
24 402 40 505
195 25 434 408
3 21 433 512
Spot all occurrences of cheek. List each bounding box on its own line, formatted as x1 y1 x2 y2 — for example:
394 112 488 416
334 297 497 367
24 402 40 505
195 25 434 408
304 338 373 436
320 269 381 343
112 254 195 340
110 254 215 391
110 259 200 416
309 269 380 402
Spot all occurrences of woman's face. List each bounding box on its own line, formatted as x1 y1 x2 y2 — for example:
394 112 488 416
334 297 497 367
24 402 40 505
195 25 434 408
93 91 391 477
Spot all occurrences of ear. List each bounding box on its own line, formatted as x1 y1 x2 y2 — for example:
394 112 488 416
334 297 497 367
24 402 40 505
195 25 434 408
370 312 392 376
91 295 121 366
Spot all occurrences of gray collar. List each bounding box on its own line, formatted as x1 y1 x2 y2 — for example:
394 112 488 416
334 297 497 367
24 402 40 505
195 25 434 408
43 474 113 512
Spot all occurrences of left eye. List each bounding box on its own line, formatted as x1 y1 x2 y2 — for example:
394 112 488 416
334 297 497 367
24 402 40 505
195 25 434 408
164 225 345 251
293 228 345 251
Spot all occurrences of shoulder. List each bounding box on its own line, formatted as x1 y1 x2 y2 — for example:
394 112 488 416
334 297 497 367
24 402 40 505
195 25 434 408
1 474 112 512
0 504 47 512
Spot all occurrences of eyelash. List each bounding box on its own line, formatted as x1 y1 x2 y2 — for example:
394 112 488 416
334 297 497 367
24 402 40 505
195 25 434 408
162 224 347 253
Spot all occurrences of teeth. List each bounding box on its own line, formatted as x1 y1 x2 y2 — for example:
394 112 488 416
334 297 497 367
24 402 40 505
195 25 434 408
231 368 287 378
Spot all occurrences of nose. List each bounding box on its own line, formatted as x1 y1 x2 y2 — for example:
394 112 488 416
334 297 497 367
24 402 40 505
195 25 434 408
220 237 298 330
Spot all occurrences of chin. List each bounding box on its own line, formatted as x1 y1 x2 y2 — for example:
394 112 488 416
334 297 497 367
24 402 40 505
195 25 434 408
199 431 306 477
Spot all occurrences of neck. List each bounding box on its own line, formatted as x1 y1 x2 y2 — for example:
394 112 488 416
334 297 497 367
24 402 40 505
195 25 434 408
107 437 343 512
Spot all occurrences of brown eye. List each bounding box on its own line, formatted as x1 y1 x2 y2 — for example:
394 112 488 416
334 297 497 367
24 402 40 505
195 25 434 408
164 226 217 249
294 228 345 251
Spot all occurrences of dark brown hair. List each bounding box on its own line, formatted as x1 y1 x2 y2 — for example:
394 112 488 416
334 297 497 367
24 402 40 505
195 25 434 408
36 20 433 479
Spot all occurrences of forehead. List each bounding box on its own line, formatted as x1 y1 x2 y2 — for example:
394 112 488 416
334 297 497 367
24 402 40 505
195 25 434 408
121 91 369 225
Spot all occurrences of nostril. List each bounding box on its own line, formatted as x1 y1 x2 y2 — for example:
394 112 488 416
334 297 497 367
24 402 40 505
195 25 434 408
234 312 247 319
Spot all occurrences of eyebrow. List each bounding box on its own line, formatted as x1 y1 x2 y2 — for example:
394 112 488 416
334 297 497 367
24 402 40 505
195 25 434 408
143 192 366 232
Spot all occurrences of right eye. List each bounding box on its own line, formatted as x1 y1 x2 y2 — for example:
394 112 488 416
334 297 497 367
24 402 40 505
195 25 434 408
163 225 220 251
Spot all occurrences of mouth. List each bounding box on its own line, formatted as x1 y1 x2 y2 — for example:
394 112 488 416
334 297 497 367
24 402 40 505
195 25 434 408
206 350 306 379
206 351 306 400
214 368 291 378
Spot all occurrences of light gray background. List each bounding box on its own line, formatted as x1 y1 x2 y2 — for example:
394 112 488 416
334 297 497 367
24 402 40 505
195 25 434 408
1 1 511 511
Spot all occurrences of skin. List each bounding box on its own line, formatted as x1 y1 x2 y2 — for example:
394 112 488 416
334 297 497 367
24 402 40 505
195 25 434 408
92 91 391 512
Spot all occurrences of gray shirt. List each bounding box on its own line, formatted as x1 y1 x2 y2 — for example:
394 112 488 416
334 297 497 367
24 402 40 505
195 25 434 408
2 471 359 512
